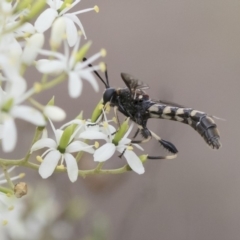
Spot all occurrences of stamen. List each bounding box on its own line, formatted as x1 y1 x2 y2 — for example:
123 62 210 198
103 121 108 128
100 49 107 57
8 205 14 211
99 62 106 72
2 220 8 226
112 117 117 124
57 164 65 170
33 82 42 93
94 5 99 13
94 141 99 148
36 155 43 162
127 146 133 151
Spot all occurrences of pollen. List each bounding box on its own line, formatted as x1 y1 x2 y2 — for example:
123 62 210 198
127 146 133 151
6 193 12 198
112 117 118 123
99 104 104 110
105 104 111 113
34 82 43 93
100 49 107 57
57 164 65 170
99 62 106 72
95 141 99 148
94 5 99 13
36 155 43 162
8 205 14 211
103 121 108 128
2 220 8 226
18 173 25 179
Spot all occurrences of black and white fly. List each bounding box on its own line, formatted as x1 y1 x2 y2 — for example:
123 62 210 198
85 59 221 160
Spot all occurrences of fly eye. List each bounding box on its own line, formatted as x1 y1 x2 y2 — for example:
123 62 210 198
103 88 116 104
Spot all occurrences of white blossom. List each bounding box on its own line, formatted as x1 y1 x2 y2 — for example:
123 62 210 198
31 119 95 182
34 0 99 46
43 106 66 122
0 166 24 227
0 82 46 152
36 37 105 98
80 118 145 175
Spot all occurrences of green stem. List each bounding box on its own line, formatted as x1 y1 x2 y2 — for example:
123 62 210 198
23 127 44 163
1 165 14 189
41 73 67 91
28 98 44 111
0 186 13 194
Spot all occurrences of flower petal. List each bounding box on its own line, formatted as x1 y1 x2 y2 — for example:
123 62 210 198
39 150 61 179
79 70 99 92
11 105 46 126
132 143 144 151
22 33 44 65
36 59 65 74
68 71 82 98
64 153 78 182
123 150 145 174
94 143 116 162
66 141 94 154
79 131 108 141
44 106 66 121
2 117 17 152
64 13 86 39
63 17 78 47
34 8 58 33
31 138 57 152
0 124 3 139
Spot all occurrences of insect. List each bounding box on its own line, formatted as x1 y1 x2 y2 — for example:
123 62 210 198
84 59 221 160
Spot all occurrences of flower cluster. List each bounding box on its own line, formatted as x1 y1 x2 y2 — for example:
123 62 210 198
0 0 102 152
0 0 148 224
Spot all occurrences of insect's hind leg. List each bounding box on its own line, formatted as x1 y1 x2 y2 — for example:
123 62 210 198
148 130 178 160
131 126 178 160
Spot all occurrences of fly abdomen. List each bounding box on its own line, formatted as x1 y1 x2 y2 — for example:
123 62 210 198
148 104 221 149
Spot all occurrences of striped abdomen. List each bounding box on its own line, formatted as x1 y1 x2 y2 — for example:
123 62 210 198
148 104 221 149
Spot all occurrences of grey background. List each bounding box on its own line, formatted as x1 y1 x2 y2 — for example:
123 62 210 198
2 0 240 239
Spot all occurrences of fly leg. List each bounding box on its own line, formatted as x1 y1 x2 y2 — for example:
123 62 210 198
131 125 178 160
148 130 178 160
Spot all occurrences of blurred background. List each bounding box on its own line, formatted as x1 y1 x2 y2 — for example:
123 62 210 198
1 0 240 239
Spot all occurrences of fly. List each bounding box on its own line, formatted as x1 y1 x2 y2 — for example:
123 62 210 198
84 59 221 160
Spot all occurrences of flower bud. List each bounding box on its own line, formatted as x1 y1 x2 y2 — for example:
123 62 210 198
91 100 104 123
50 18 66 50
113 118 129 145
58 125 74 151
75 41 92 63
22 33 44 65
14 182 28 198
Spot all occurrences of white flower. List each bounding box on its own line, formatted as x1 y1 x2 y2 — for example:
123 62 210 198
0 166 24 226
31 119 95 182
0 124 3 139
0 82 46 152
34 0 99 46
0 192 16 226
80 122 145 175
36 37 104 98
43 105 66 122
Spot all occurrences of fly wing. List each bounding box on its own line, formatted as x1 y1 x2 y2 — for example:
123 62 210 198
121 73 149 97
158 100 186 108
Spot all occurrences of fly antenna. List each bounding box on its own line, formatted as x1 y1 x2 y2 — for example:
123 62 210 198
104 63 110 88
83 58 108 89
